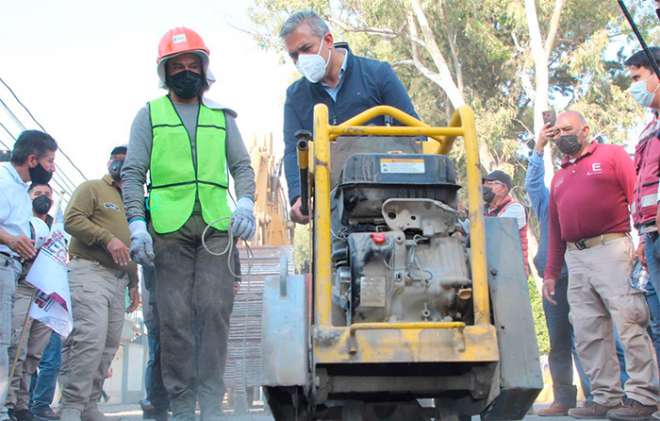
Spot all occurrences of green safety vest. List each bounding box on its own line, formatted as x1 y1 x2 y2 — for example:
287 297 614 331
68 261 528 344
148 95 231 234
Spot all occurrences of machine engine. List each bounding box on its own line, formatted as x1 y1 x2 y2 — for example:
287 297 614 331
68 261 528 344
331 153 472 324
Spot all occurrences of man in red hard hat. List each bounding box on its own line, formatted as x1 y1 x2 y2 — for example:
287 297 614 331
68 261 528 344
121 27 256 421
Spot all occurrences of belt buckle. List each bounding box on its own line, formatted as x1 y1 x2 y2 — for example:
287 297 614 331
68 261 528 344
575 239 587 250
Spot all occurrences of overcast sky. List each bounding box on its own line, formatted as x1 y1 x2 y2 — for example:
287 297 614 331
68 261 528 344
0 0 293 187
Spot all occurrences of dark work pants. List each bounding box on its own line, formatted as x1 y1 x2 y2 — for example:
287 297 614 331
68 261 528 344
152 215 236 421
543 275 591 406
643 233 660 370
142 265 169 413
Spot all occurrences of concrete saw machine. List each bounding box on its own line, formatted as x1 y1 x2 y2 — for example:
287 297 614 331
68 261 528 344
260 105 542 420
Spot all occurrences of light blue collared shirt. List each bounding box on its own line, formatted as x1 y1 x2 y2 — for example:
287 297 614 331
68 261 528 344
322 48 348 102
0 162 31 257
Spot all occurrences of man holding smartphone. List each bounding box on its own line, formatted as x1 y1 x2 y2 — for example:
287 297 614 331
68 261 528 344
526 112 592 415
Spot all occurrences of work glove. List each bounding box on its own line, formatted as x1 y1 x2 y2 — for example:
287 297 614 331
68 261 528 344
129 220 155 267
231 197 256 241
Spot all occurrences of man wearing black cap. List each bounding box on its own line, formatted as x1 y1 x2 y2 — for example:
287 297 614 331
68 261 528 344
483 170 529 274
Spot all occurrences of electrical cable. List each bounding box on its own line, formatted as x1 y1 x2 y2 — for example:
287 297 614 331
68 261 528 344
0 138 11 150
0 120 16 140
0 122 77 198
0 99 78 198
0 127 73 199
0 101 77 195
0 76 87 181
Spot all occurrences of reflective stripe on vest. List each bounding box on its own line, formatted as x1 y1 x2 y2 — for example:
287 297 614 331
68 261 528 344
633 119 660 227
148 95 231 234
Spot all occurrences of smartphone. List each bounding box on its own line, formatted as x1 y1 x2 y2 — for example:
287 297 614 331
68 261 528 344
542 110 556 126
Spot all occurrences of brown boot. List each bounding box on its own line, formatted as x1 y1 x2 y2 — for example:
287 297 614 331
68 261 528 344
569 402 623 419
607 400 657 421
537 402 571 416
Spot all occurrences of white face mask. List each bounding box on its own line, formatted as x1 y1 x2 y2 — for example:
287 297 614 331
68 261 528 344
296 41 332 83
630 77 659 108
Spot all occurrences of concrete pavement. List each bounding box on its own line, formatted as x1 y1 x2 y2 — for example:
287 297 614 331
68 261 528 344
100 403 609 421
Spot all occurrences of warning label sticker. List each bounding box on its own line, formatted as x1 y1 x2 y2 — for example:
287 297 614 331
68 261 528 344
380 158 425 174
360 276 386 307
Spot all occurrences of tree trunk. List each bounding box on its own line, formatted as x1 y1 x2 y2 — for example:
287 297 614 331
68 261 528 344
525 0 564 186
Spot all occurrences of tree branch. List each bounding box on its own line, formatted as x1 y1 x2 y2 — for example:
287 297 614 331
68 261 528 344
327 17 399 39
514 118 533 135
407 12 443 86
438 0 464 93
543 0 565 62
519 70 535 99
410 0 465 107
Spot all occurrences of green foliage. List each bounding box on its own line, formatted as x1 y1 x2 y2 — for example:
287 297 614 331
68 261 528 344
528 276 550 354
250 0 656 352
250 0 650 154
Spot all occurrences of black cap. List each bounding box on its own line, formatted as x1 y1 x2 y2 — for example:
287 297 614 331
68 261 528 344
110 145 127 156
483 170 512 191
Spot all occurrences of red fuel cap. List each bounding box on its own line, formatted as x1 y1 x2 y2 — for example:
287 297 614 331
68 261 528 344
370 233 386 245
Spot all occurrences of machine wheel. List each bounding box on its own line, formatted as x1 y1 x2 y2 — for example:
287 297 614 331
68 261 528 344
342 402 364 421
437 413 472 421
264 386 311 421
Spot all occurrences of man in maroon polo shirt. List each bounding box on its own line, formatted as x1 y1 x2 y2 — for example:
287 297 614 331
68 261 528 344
543 111 658 419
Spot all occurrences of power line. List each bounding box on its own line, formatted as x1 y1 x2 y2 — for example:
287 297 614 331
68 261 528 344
0 135 72 204
0 96 78 193
0 98 78 194
0 76 88 181
0 120 16 141
0 119 74 197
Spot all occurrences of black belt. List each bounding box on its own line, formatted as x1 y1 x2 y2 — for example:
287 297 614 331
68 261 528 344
0 251 23 264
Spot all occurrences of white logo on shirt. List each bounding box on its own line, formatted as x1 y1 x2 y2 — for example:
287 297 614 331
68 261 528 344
586 162 603 176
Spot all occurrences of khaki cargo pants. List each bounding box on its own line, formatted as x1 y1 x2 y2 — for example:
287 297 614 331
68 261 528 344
60 258 127 412
566 236 659 406
6 281 52 411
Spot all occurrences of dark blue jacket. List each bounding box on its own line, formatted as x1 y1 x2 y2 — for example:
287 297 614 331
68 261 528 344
283 44 418 204
524 151 568 279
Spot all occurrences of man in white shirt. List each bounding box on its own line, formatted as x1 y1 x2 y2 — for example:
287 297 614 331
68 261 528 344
0 130 57 421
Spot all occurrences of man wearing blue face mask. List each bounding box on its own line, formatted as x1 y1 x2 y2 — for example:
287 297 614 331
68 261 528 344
625 47 660 393
280 10 418 224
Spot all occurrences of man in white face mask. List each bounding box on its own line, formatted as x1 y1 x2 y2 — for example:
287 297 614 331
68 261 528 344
280 10 418 224
624 46 660 421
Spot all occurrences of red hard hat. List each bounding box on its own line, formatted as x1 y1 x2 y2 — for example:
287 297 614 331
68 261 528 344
156 27 214 89
157 27 209 64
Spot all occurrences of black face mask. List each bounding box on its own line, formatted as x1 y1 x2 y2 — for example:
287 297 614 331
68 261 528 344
109 159 124 182
166 70 204 99
556 134 582 156
29 163 53 184
32 195 52 216
483 186 495 204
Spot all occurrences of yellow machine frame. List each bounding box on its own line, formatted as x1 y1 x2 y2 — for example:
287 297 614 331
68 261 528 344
306 104 499 365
